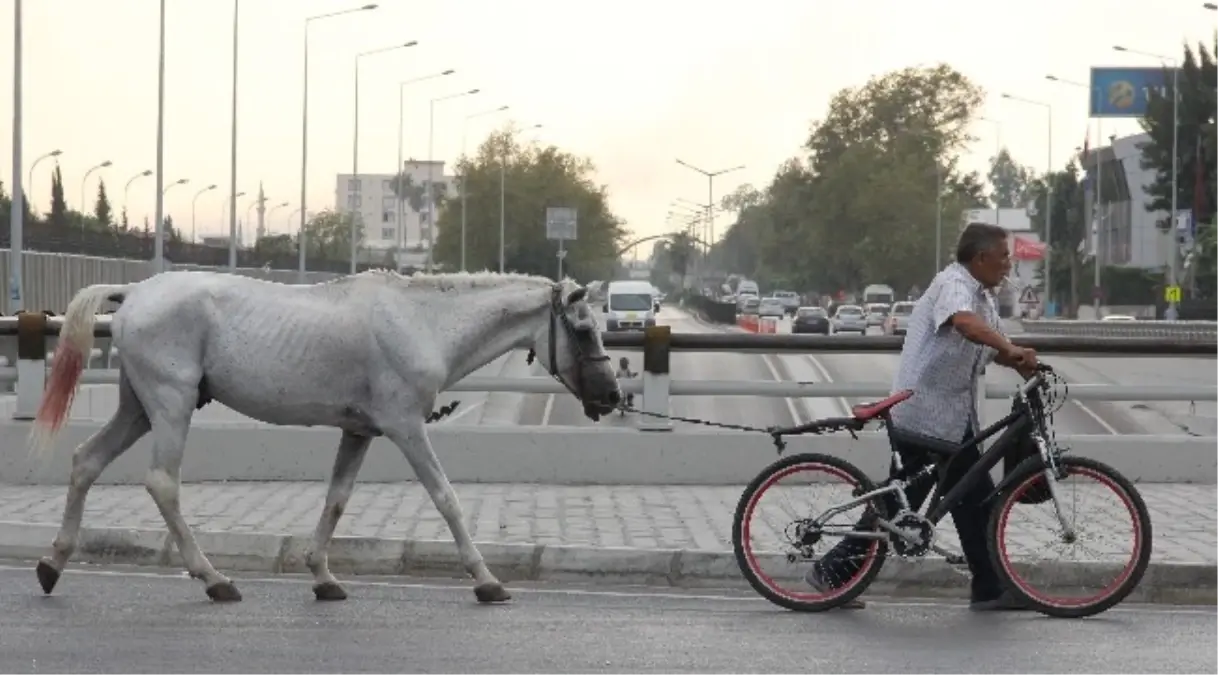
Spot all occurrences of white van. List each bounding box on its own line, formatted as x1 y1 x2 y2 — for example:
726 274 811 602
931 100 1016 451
602 280 658 331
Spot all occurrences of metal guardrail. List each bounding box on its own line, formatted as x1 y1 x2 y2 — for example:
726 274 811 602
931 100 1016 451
1019 318 1218 341
0 314 1214 427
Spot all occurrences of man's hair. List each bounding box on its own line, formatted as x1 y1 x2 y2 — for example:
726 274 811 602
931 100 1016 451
955 222 1008 264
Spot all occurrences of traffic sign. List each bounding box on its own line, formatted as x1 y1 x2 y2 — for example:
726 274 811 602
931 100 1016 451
1018 286 1040 306
1164 285 1182 303
545 207 578 241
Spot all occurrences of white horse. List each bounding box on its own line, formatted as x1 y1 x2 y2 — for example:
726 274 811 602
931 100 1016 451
29 269 620 603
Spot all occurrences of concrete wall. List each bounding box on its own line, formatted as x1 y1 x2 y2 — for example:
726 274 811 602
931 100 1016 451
1 423 1212 486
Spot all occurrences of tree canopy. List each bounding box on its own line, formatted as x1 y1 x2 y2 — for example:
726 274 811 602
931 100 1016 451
710 64 990 297
432 127 627 281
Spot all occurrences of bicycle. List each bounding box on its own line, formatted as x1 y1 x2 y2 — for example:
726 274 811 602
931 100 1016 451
731 363 1153 619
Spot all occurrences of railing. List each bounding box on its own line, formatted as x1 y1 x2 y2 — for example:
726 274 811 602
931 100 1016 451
1019 318 1217 340
1 315 1214 429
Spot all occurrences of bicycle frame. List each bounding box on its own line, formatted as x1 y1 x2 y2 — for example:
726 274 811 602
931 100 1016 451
777 368 1076 554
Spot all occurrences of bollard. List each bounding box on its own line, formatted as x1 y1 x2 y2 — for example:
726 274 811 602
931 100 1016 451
640 324 672 431
14 311 48 421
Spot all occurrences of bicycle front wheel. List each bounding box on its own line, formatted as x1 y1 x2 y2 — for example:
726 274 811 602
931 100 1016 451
732 453 888 612
988 455 1153 618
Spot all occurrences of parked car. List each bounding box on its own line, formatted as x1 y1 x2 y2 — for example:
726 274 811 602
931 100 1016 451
884 301 916 335
832 304 867 334
863 302 890 328
770 290 801 316
792 306 831 334
758 297 787 319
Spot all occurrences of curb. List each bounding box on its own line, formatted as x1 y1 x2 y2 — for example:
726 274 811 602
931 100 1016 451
0 521 1212 605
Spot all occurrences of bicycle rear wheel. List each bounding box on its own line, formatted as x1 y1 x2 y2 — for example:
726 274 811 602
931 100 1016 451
988 455 1153 618
732 453 888 612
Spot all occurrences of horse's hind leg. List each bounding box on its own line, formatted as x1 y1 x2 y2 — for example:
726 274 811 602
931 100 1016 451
37 377 150 594
307 431 372 601
383 419 510 603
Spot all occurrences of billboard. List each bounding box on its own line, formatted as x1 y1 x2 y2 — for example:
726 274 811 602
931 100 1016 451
1089 66 1176 118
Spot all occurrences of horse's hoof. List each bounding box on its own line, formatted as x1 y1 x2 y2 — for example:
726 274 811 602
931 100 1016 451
36 559 60 595
313 581 348 601
473 582 511 603
205 581 243 602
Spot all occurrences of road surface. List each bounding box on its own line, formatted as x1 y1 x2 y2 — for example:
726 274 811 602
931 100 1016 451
0 565 1211 673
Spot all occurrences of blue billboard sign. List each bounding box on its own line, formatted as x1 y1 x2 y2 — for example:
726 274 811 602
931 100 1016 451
1089 67 1175 118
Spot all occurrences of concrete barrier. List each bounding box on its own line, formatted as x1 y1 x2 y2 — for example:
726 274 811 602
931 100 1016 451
2 422 1213 486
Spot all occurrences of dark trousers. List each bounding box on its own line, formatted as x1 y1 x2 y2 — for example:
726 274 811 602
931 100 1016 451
816 429 1004 601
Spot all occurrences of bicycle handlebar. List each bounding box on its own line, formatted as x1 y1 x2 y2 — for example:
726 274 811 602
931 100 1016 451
1018 362 1055 398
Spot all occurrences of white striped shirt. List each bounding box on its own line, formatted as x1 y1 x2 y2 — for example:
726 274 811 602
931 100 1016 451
889 263 1003 442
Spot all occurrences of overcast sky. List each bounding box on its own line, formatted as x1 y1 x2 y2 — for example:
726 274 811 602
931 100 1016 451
1 0 1213 247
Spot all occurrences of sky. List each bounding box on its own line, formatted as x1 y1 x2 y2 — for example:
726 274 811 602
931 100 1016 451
0 0 1214 250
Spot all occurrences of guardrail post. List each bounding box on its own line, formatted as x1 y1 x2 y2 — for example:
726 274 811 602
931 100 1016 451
640 324 672 431
14 311 47 421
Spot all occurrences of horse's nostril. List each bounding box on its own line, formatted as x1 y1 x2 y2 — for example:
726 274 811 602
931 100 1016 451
607 390 621 405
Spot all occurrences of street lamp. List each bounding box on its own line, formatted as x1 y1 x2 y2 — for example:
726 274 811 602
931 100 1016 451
674 158 745 249
123 170 153 225
1114 44 1182 318
154 0 166 272
162 178 189 195
299 3 379 283
268 200 290 228
79 159 112 229
191 184 217 244
351 40 417 274
395 69 455 252
227 0 241 272
287 207 302 234
27 149 63 211
221 190 246 260
10 0 24 314
500 123 542 273
1000 93 1053 313
425 87 480 272
1046 73 1106 316
460 104 509 271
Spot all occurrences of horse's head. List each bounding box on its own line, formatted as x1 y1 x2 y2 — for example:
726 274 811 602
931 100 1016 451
529 279 620 420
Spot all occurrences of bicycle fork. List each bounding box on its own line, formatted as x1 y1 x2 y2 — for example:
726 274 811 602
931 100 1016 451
1036 435 1079 542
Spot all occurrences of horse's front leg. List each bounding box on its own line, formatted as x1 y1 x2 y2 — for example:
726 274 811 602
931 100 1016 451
383 419 509 603
306 431 372 600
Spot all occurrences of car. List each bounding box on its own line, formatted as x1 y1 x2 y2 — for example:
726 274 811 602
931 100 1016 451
739 297 761 315
758 297 787 319
1102 314 1136 321
792 306 831 334
863 302 890 328
884 301 916 335
771 290 801 316
832 304 867 334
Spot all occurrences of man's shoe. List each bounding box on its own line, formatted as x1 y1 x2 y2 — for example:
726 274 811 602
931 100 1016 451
805 564 865 610
969 590 1031 612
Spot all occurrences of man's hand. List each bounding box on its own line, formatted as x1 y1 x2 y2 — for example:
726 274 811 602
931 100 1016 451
999 344 1039 378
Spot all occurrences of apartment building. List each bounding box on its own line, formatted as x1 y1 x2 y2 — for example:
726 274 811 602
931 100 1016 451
335 159 458 251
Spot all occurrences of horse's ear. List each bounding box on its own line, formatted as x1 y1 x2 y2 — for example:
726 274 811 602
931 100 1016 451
564 286 588 306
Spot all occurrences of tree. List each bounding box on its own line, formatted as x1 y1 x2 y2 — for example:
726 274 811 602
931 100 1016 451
120 207 130 231
432 128 628 281
255 233 295 259
988 148 1036 208
94 179 113 229
710 64 989 298
1025 162 1086 314
49 164 68 228
302 209 362 261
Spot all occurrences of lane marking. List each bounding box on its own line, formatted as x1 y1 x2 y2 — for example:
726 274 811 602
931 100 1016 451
1073 400 1120 435
439 400 484 425
3 564 1210 616
759 353 804 427
540 394 556 426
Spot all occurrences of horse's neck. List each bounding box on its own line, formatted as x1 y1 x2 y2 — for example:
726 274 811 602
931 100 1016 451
438 286 549 385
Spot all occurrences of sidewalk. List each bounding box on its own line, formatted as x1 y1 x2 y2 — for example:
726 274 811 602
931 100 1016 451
0 482 1213 603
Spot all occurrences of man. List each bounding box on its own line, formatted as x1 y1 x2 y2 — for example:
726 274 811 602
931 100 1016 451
806 222 1038 611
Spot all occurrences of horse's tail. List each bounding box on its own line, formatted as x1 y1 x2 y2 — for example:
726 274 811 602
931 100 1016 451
29 283 130 455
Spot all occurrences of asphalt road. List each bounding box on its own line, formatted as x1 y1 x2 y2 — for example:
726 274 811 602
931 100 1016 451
518 306 800 429
0 565 1211 674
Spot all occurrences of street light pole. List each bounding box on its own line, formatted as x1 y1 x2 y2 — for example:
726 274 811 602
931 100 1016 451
1000 94 1053 315
674 159 745 254
10 0 23 314
461 105 509 271
221 190 246 254
191 184 217 244
394 69 455 256
227 0 239 271
27 149 63 214
79 160 112 230
154 0 166 273
299 4 379 284
426 88 480 273
351 40 417 275
1114 45 1181 318
123 170 153 223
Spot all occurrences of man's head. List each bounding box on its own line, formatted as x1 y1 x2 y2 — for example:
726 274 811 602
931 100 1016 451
955 223 1011 288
